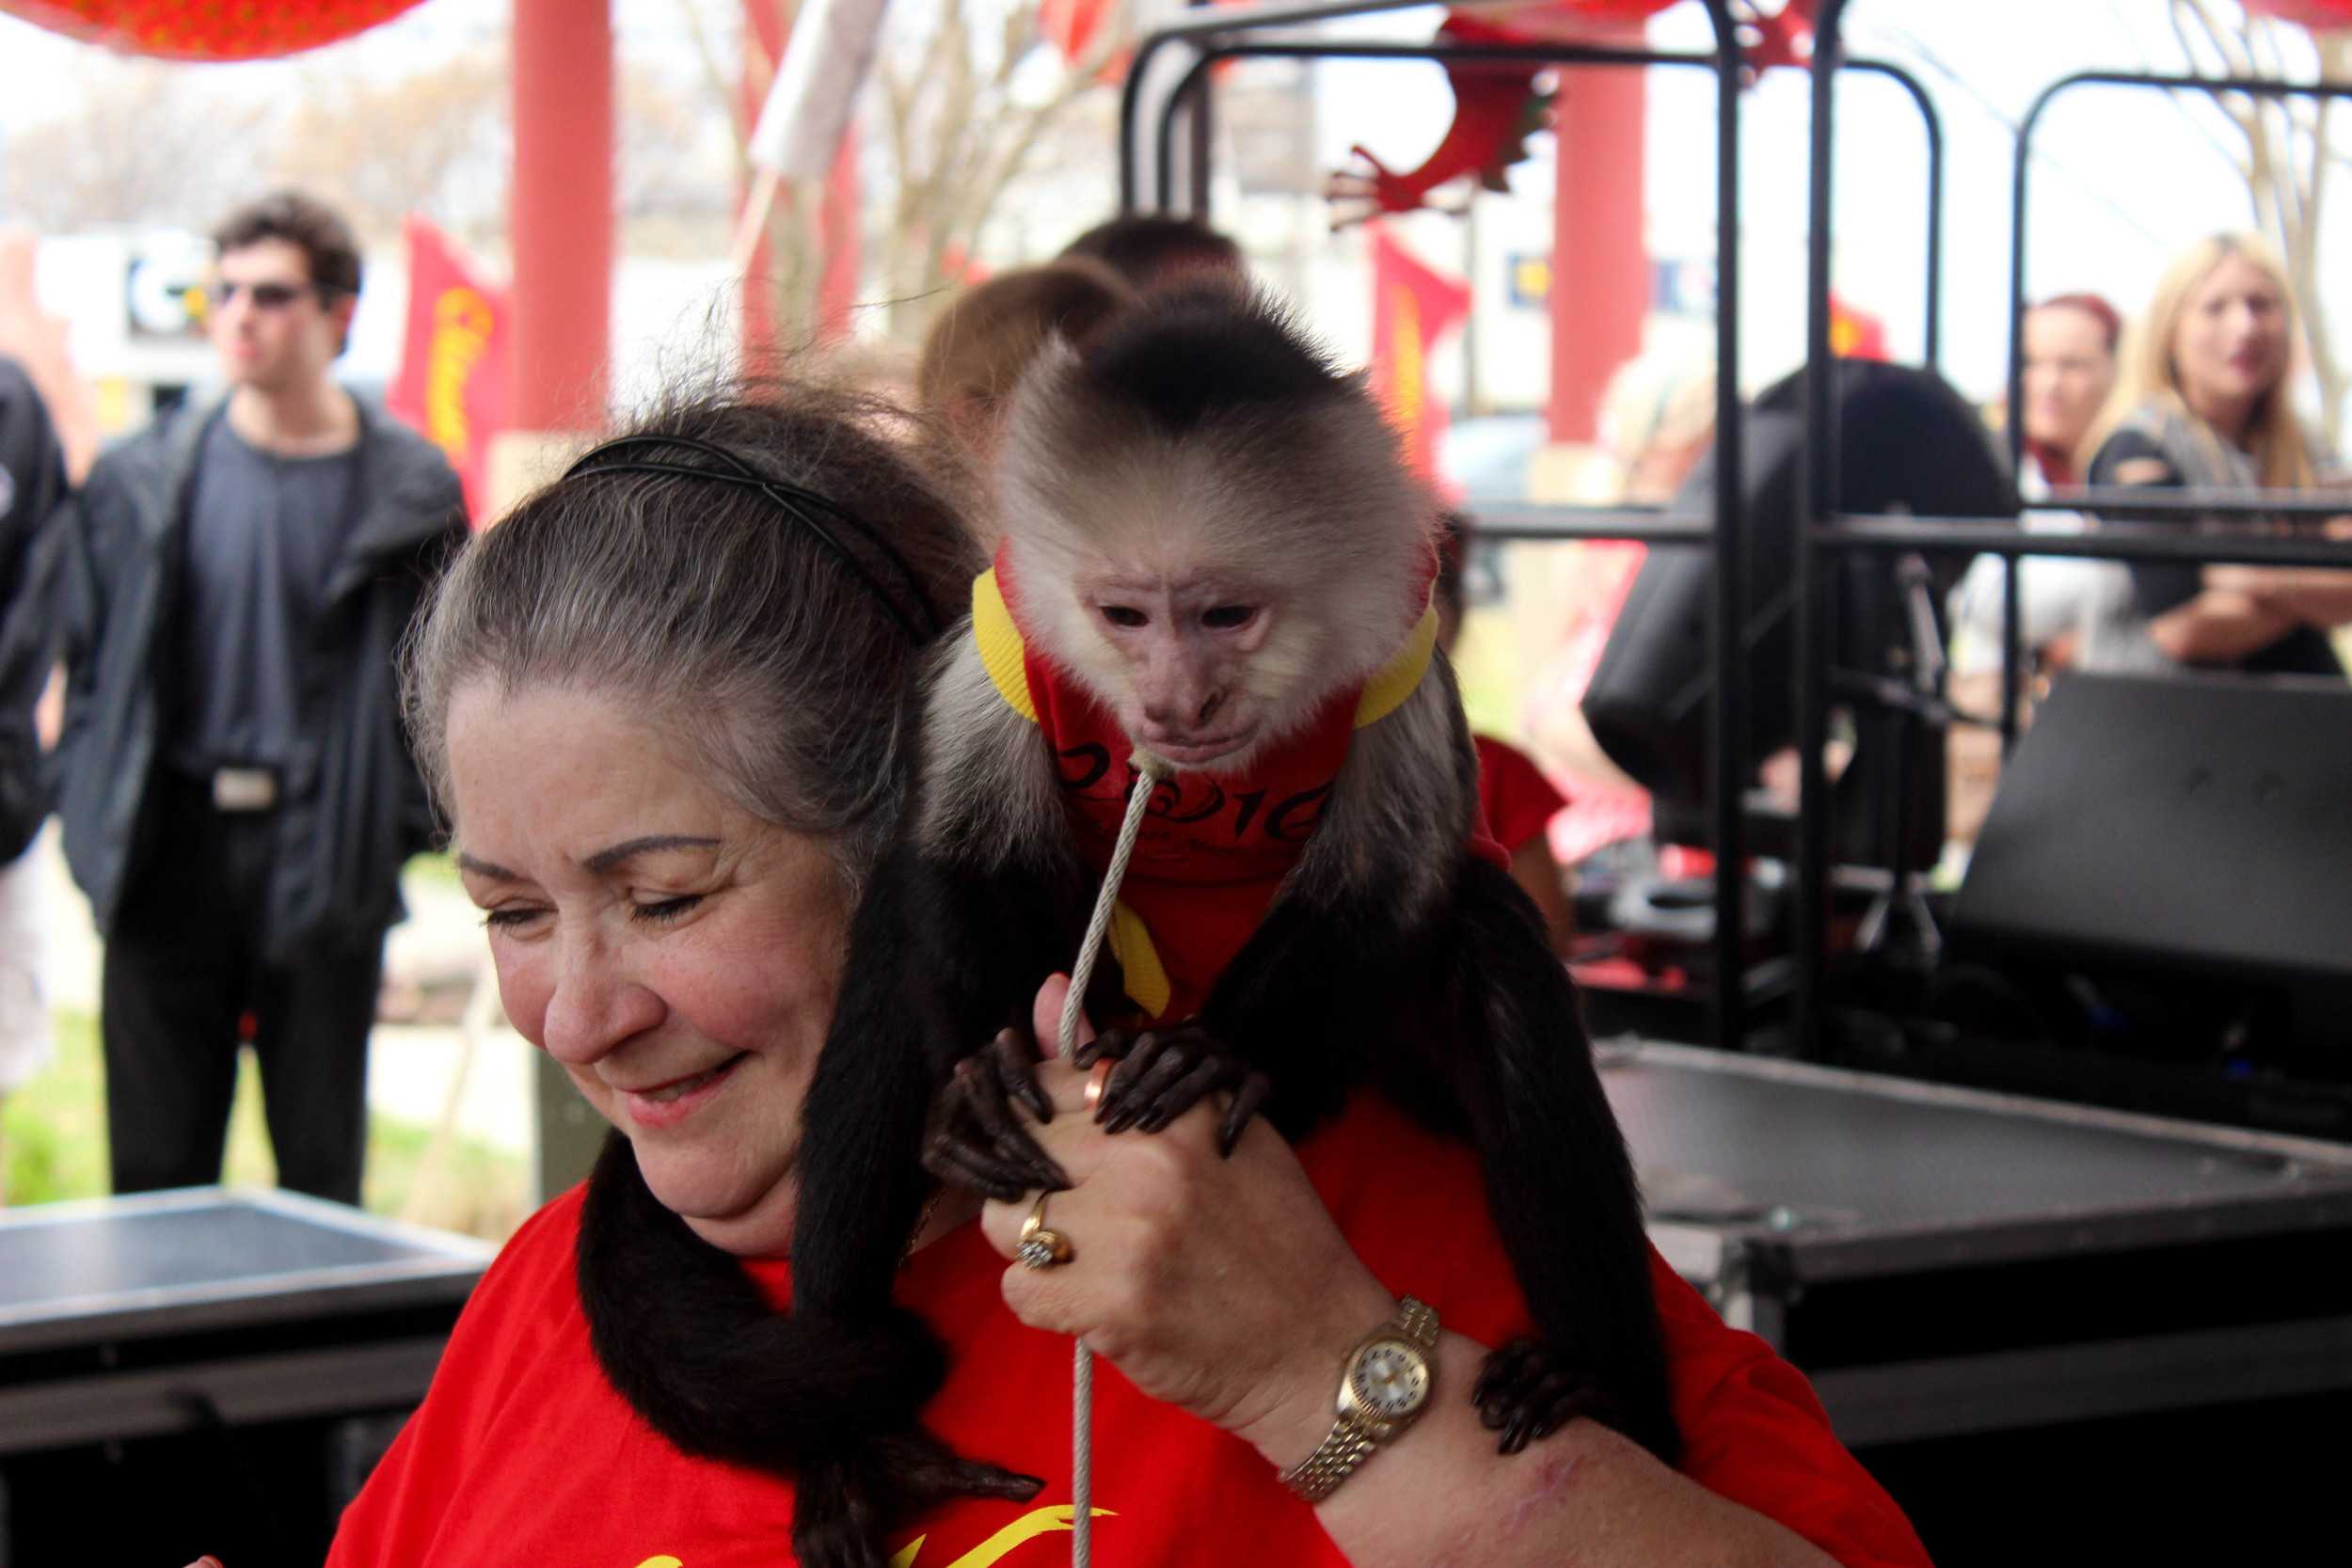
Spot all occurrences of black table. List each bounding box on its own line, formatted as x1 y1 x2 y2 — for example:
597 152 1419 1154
0 1188 489 1566
1606 1043 2352 1559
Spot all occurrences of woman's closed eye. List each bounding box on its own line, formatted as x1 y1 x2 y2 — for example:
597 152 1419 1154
481 904 547 932
632 894 705 925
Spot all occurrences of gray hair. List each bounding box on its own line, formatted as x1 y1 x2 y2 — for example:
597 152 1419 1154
402 384 982 893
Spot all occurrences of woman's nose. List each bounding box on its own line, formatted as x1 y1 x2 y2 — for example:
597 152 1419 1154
539 935 663 1064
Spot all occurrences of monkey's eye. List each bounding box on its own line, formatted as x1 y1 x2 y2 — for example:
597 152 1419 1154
1100 606 1149 629
1201 605 1256 630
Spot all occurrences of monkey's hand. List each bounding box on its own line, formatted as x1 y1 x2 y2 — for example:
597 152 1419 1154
793 1429 1043 1568
921 1028 1073 1203
1076 1019 1272 1158
1472 1338 1623 1456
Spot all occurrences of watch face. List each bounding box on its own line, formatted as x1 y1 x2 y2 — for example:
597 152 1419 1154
1349 1339 1430 1419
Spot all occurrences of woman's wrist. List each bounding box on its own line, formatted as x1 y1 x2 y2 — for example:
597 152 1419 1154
1228 1272 1399 1475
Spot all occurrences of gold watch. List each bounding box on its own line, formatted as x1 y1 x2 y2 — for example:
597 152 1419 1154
1279 1295 1438 1503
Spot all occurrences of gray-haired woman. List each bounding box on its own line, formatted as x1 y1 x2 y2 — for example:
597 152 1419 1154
321 385 1923 1568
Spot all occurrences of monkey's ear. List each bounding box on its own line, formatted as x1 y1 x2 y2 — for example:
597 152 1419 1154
999 331 1085 465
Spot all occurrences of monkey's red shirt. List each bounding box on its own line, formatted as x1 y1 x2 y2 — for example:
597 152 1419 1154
975 562 1504 1022
326 1096 1931 1568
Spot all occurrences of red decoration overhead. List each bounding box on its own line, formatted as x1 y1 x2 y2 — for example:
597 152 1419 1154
1327 15 1560 225
0 0 429 60
2244 0 2352 24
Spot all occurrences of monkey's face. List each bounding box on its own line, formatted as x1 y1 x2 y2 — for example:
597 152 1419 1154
1077 567 1280 771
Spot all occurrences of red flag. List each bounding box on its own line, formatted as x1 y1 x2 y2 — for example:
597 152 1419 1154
1368 224 1473 483
387 215 512 526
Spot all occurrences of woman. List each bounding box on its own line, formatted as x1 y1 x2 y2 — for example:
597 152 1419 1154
1945 293 2128 841
320 385 1928 1568
2083 232 2352 675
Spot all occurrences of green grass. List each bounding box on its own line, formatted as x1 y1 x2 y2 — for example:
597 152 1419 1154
2 1008 528 1241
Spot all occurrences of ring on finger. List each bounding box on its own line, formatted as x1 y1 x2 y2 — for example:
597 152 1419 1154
1084 1057 1116 1113
1017 1190 1073 1270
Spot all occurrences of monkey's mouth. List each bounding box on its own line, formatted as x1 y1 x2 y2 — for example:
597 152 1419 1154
1138 732 1250 769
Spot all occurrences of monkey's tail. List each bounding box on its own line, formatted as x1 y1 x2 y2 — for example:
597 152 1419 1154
576 1132 948 1468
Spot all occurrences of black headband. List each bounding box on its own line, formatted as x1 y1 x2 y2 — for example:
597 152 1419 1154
563 431 943 643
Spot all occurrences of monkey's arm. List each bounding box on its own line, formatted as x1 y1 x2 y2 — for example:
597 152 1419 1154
1426 851 1679 1465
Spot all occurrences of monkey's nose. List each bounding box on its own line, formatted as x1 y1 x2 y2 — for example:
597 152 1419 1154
1197 691 1223 724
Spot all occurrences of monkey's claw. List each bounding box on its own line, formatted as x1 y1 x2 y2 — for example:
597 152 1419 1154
1472 1338 1620 1455
920 1027 1070 1202
794 1431 1043 1568
1075 1019 1271 1156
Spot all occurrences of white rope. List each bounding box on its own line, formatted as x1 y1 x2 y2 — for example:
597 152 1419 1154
1056 752 1165 1568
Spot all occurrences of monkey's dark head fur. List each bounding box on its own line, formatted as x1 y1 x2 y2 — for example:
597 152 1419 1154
993 281 1438 775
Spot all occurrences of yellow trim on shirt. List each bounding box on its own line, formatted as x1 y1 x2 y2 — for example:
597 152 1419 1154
971 568 1039 723
1106 900 1173 1019
1354 604 1438 728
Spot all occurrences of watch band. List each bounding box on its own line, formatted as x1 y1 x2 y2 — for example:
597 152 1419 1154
1279 1295 1439 1503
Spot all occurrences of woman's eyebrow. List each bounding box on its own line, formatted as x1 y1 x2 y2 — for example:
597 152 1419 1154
454 852 516 881
582 834 723 873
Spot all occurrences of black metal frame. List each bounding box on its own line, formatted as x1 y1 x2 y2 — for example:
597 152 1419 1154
1796 3 2352 1053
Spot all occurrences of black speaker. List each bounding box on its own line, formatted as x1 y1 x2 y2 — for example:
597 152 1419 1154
1951 672 2352 1057
1581 358 2015 868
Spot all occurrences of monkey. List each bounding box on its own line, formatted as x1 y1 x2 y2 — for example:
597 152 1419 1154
575 284 1677 1568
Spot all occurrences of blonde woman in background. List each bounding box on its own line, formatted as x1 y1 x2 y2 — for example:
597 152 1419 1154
2082 232 2352 676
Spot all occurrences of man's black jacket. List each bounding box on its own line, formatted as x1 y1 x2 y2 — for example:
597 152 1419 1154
53 395 465 958
0 356 68 861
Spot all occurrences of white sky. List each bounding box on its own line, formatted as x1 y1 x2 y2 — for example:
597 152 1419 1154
1 0 2343 419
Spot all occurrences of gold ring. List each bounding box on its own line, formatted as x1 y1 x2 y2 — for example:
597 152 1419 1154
1017 1190 1073 1270
1084 1057 1116 1112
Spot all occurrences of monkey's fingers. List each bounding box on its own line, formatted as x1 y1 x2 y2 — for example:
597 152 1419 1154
1093 1027 1182 1129
918 1131 1038 1203
985 1025 1056 1124
1472 1339 1615 1456
1135 1052 1237 1133
924 1056 1068 1195
1216 1069 1274 1158
1072 1022 1140 1071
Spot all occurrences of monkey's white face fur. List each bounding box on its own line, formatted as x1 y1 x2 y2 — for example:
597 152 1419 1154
996 329 1432 778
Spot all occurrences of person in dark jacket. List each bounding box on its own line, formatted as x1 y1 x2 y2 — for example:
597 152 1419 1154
1 354 70 1135
53 192 465 1204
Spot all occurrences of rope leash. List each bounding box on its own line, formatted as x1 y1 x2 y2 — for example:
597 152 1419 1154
1054 752 1166 1568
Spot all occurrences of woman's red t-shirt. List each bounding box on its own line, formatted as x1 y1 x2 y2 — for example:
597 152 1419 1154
327 1097 1928 1568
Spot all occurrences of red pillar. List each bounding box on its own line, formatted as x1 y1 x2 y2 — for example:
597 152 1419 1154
741 0 787 361
512 0 613 431
1549 64 1648 444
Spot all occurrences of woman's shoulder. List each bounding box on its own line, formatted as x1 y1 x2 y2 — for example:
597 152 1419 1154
2087 408 2182 485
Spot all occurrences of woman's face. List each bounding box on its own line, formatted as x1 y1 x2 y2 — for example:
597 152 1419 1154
2021 305 2116 456
2171 253 2291 427
447 679 850 1257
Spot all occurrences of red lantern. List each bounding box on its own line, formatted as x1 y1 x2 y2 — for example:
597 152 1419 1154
2244 1 2352 25
0 0 430 61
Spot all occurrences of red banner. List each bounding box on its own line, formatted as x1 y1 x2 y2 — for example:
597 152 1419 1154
1368 224 1474 483
387 215 511 526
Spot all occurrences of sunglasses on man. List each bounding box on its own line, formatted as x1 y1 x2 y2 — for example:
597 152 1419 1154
211 279 342 310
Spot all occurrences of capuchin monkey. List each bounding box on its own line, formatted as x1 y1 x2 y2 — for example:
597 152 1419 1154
577 285 1676 1568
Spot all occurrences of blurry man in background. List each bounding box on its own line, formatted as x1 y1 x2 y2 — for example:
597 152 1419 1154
54 191 465 1204
0 354 69 1192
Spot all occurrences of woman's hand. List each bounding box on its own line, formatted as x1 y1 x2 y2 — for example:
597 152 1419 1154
977 975 1391 1472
